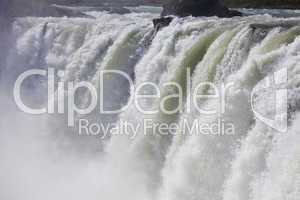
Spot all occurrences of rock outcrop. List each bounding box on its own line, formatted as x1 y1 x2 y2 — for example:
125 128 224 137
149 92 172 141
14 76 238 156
161 0 242 18
153 17 173 30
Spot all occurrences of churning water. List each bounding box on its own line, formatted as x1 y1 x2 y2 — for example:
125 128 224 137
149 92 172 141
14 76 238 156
0 9 300 200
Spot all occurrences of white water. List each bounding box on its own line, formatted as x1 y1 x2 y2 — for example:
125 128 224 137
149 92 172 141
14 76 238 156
0 12 300 200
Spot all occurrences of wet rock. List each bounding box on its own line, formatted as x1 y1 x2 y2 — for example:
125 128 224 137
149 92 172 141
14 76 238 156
161 0 241 18
153 17 173 30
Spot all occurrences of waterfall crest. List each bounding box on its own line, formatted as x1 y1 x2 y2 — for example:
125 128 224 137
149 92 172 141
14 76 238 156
1 12 300 200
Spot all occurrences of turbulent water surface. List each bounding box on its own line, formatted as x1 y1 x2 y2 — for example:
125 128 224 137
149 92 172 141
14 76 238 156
0 9 300 200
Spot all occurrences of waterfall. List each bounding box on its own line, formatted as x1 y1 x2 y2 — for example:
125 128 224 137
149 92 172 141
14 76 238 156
0 12 299 200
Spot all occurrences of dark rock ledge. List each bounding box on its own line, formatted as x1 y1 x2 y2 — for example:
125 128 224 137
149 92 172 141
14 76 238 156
161 0 242 18
152 0 242 31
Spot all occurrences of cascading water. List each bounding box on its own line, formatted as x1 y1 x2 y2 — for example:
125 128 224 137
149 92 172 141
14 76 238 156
0 10 299 200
